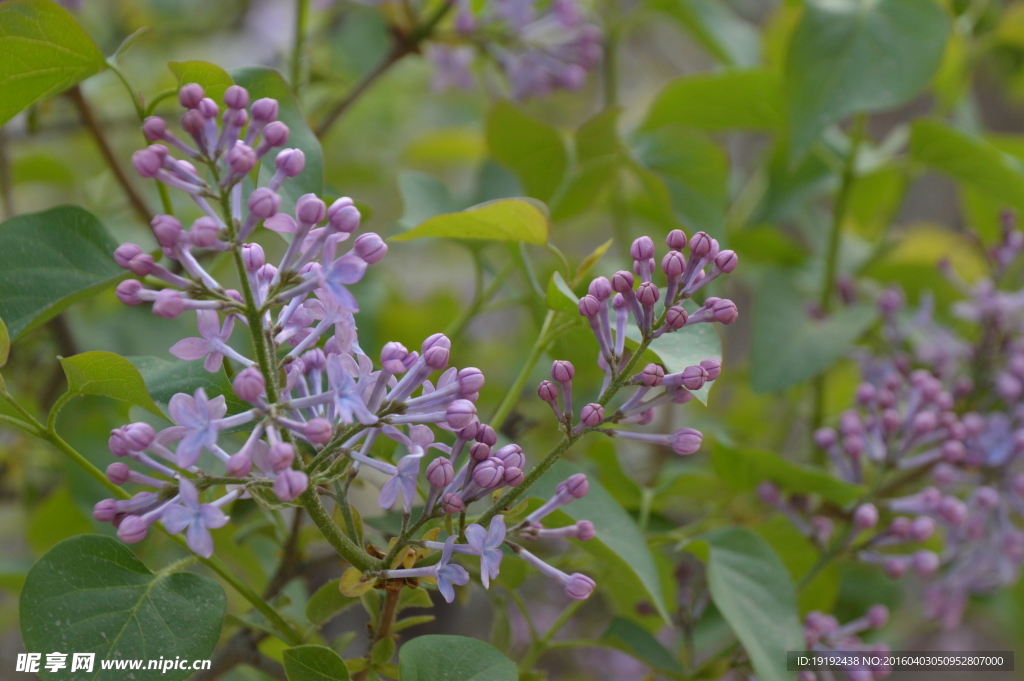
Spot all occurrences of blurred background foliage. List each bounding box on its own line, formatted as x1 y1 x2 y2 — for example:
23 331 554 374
7 0 1024 678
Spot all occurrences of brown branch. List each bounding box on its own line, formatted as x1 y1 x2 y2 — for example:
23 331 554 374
189 630 286 681
67 85 152 224
262 507 305 599
314 42 411 139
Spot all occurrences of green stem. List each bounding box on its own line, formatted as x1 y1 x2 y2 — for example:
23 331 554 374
300 486 378 571
291 0 311 92
489 310 558 431
519 599 585 671
444 257 514 340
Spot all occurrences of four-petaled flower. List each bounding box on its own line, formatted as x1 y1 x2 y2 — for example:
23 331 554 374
169 310 236 372
379 453 423 514
435 536 471 603
465 515 506 588
319 253 367 312
161 478 229 558
169 388 227 467
326 354 377 425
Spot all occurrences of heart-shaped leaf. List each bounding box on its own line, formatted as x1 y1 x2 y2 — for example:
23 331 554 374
129 355 248 416
60 351 163 417
20 535 226 681
546 271 579 313
0 0 106 126
398 635 517 681
0 206 123 340
486 101 567 203
645 68 784 132
390 198 549 245
283 645 350 681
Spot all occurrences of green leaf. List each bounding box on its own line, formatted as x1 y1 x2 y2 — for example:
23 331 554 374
60 351 163 417
910 119 1024 216
27 486 93 556
647 0 761 67
398 635 517 681
632 126 728 237
305 579 357 627
370 637 395 666
701 527 804 681
576 107 622 164
0 0 106 126
0 316 9 369
751 272 876 392
20 535 226 681
168 60 234 105
546 271 579 313
785 0 950 160
625 300 723 405
232 67 323 213
486 101 567 203
397 170 457 230
645 69 784 132
756 516 840 616
0 205 124 340
283 645 351 681
530 459 670 622
599 617 684 674
711 442 865 506
390 198 549 245
129 355 248 416
550 156 619 222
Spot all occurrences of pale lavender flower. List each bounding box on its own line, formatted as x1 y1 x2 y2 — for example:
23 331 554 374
465 515 506 588
168 388 227 467
160 479 233 558
170 310 253 372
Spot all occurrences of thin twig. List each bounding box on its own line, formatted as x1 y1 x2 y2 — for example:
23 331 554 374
67 85 152 223
314 42 410 138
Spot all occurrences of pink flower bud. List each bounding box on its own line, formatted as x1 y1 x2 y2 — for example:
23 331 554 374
457 367 485 394
473 458 505 488
118 515 150 543
441 493 464 514
232 367 265 402
268 443 295 472
114 243 143 269
640 363 665 387
564 573 595 600
630 236 655 261
354 232 387 263
224 85 249 109
580 403 604 426
274 469 308 502
700 358 721 381
424 345 449 370
715 250 738 273
250 97 279 122
446 399 477 429
181 109 204 137
757 481 781 506
116 279 145 306
296 193 327 225
198 98 218 119
671 428 702 455
665 305 687 329
666 229 687 250
328 198 360 232
190 216 220 248
494 444 524 469
854 503 879 530
380 342 412 373
469 442 491 462
142 116 167 142
911 516 935 541
939 496 967 525
274 147 305 177
912 550 940 576
588 276 612 300
504 467 524 486
537 380 558 403
132 149 162 178
578 294 601 317
711 298 738 324
867 604 889 629
636 281 659 306
305 418 334 444
179 83 204 108
426 457 455 487
576 520 596 541
248 187 281 219
126 253 154 277
611 270 634 293
558 473 589 499
690 231 712 258
475 424 497 446
974 486 1000 510
262 121 290 147
153 289 185 318
151 214 182 248
551 360 575 383
227 143 256 175
680 365 708 391
239 243 265 272
662 250 686 278
226 452 252 477
93 498 117 522
106 462 131 485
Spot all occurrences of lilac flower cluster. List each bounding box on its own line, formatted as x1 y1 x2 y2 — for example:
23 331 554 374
798 606 891 681
538 233 736 456
430 0 602 99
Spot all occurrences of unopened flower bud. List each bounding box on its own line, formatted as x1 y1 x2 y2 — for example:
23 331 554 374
227 143 256 175
630 236 655 261
578 294 601 317
441 493 464 514
911 516 935 541
117 515 150 544
142 116 167 142
715 250 738 273
666 229 687 250
274 147 304 177
711 298 738 324
354 233 387 263
469 442 491 462
190 216 220 248
116 279 144 306
580 403 604 426
296 193 327 225
248 187 281 219
328 198 360 233
457 367 485 394
473 458 505 488
551 360 575 383
305 418 334 444
537 380 558 403
153 289 185 318
380 342 412 373
672 428 702 455
640 363 664 387
114 244 144 270
426 457 455 487
912 550 940 576
93 498 117 522
588 276 612 300
151 214 182 248
106 462 131 485
179 83 204 109
854 503 879 530
226 452 252 477
665 305 688 329
274 469 308 501
446 399 477 429
558 473 589 499
239 243 265 272
224 85 249 110
611 270 635 293
636 281 659 306
232 367 265 402
690 232 712 258
268 443 295 471
504 467 524 486
564 573 595 600
662 250 686 278
250 97 278 122
423 345 449 370
132 148 162 178
680 365 708 391
575 520 596 541
700 358 721 381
